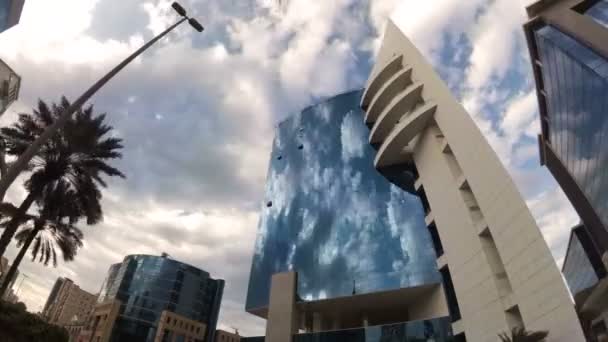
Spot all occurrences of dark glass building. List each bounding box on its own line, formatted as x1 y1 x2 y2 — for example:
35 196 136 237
524 0 608 258
245 90 440 313
97 254 224 342
0 0 25 34
563 225 606 300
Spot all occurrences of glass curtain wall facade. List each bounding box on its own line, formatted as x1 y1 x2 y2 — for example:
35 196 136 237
293 318 454 342
563 225 607 298
97 254 224 342
246 90 440 312
586 0 608 28
533 26 608 233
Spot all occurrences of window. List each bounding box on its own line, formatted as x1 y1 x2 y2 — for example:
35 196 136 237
440 266 461 322
416 186 431 216
427 222 444 257
454 332 467 342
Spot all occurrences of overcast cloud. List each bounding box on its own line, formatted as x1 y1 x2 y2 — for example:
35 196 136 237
0 0 578 336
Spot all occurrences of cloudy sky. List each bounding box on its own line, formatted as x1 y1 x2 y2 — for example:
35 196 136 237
0 0 579 336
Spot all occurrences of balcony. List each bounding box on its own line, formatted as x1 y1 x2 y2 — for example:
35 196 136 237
293 317 454 342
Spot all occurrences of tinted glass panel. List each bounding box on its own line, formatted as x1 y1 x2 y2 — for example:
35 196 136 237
535 25 608 231
586 0 608 28
246 91 440 311
0 2 8 32
563 232 599 296
294 318 454 342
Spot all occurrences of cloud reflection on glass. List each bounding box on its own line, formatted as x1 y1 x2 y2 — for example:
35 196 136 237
245 90 440 311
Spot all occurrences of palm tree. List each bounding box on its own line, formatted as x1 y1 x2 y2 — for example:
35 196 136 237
0 182 84 296
0 97 124 261
499 327 549 342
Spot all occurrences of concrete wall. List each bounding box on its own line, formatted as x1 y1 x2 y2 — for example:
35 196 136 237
265 272 297 342
361 19 585 342
408 285 449 321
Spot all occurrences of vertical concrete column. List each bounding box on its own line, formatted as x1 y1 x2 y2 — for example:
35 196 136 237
299 310 307 333
312 312 323 332
362 315 369 327
266 272 298 342
331 317 340 331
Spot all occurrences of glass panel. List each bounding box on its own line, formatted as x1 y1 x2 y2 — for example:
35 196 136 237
246 91 440 311
534 25 608 231
294 318 454 342
586 0 608 28
0 2 8 32
562 232 600 296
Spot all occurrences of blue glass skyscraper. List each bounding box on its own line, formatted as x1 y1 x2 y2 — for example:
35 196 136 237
245 90 441 315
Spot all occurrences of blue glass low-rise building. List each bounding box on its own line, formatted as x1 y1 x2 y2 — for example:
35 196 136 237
94 254 224 342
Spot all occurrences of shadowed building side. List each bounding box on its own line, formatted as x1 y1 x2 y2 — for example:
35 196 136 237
0 0 25 34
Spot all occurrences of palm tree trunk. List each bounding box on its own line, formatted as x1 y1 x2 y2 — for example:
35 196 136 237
0 222 42 298
0 191 37 259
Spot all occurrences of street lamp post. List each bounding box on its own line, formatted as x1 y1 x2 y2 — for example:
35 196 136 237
0 2 203 202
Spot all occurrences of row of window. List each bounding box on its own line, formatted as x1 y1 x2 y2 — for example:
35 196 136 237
165 315 202 334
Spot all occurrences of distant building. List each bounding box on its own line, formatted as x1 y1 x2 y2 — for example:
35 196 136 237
64 317 88 342
0 58 21 116
81 254 224 342
215 329 240 342
0 0 25 34
42 277 96 326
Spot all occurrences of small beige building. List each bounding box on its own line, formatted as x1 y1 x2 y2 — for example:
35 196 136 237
153 310 207 342
215 329 241 342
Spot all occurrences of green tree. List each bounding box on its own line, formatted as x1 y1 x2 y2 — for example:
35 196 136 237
0 300 68 342
498 327 549 342
0 97 124 296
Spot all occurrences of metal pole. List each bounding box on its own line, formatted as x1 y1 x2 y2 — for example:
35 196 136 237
0 17 188 202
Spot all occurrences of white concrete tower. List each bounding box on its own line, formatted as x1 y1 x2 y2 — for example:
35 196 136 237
360 19 586 342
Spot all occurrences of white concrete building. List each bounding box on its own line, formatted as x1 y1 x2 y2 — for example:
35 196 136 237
359 19 586 342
